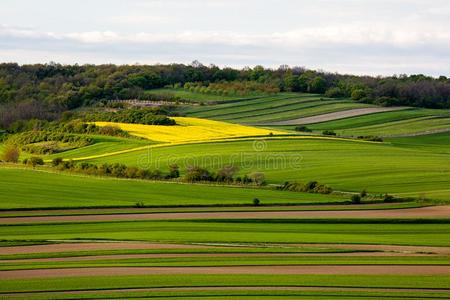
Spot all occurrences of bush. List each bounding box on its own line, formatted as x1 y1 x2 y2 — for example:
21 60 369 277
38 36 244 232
357 136 383 142
216 165 239 182
52 157 64 167
2 144 20 163
351 194 361 204
27 156 44 167
253 198 261 206
185 165 213 182
278 181 333 194
384 194 395 203
168 164 180 179
294 126 312 132
360 189 368 198
248 172 266 186
322 130 337 136
325 87 346 98
135 201 145 208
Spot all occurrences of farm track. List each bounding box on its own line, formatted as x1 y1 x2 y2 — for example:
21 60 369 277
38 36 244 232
2 265 450 279
263 107 409 125
2 206 449 224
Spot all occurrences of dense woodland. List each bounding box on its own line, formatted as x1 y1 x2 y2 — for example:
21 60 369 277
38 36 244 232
1 62 450 128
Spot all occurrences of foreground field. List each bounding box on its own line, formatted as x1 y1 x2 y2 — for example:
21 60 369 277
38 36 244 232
1 166 449 299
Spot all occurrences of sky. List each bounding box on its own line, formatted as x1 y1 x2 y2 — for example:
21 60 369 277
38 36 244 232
1 0 450 76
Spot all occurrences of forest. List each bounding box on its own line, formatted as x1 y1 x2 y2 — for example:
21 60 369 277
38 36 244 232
1 62 450 128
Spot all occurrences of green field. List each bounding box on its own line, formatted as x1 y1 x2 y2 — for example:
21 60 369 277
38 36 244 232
67 137 450 200
2 274 449 299
276 107 450 137
0 168 346 209
186 93 375 123
2 218 449 246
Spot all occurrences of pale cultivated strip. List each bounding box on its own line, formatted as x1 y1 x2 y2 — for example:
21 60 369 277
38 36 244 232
2 265 450 279
2 206 449 224
263 107 408 125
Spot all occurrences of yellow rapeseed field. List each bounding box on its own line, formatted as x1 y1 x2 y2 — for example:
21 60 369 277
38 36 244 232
95 117 287 144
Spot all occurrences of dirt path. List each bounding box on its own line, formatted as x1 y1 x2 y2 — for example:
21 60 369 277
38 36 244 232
2 265 450 279
264 107 408 126
2 206 449 224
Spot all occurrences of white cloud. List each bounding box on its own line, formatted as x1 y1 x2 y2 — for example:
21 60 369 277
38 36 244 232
2 24 449 49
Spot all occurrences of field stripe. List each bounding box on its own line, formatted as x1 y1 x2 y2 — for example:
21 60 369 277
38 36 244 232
264 107 409 125
2 265 450 279
2 206 449 224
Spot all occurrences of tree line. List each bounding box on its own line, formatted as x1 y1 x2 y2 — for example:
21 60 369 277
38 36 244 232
1 62 450 128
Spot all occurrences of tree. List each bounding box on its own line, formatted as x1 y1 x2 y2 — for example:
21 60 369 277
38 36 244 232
2 144 20 163
185 165 213 182
216 165 239 182
284 74 301 92
351 194 361 204
248 172 266 186
168 164 180 178
309 76 327 93
351 88 366 101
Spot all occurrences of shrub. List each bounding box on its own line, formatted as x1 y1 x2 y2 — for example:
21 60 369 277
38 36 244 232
98 125 122 136
52 157 64 167
357 135 383 142
294 126 312 132
351 194 361 204
253 198 261 206
325 87 345 98
28 156 44 167
248 172 266 186
2 144 20 163
278 181 332 194
360 189 368 198
168 164 180 179
322 130 337 136
384 194 395 203
185 165 213 182
216 165 239 182
135 201 145 208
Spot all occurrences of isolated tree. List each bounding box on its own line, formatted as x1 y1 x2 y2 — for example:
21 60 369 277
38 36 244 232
2 144 20 163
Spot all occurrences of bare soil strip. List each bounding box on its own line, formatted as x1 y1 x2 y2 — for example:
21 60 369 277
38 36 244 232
2 242 450 257
262 107 408 126
2 206 449 224
2 286 449 298
0 203 402 217
3 251 431 263
289 244 450 255
0 242 208 255
2 265 450 279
